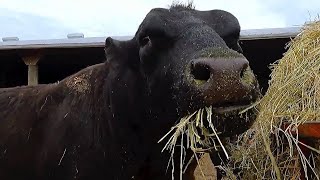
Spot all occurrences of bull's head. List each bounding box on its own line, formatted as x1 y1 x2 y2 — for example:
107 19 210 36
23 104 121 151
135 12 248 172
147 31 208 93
103 4 261 179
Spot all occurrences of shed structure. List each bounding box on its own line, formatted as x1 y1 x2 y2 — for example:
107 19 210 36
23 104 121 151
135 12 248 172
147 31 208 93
0 27 301 92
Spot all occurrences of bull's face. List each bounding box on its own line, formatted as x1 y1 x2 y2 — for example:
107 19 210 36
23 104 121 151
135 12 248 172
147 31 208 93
104 6 261 138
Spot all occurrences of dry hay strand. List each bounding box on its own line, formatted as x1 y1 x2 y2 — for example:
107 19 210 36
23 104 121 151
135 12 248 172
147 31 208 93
158 106 230 180
223 20 320 179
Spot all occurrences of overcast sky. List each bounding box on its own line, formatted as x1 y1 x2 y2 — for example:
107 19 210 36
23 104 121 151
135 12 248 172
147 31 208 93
0 0 319 40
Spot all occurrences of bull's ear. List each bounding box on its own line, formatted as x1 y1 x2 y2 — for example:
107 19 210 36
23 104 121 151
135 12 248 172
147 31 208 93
104 37 140 69
197 9 243 53
104 37 123 63
104 37 116 58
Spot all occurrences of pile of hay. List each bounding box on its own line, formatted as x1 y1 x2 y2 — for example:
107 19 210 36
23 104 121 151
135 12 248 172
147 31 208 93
222 20 320 179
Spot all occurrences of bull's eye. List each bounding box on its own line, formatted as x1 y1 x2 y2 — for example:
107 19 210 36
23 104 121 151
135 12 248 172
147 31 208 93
140 36 151 47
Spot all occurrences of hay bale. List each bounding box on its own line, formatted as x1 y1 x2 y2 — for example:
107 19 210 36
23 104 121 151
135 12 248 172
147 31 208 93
223 20 320 179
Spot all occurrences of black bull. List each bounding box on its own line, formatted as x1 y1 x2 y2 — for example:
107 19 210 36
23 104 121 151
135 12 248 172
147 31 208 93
0 5 261 180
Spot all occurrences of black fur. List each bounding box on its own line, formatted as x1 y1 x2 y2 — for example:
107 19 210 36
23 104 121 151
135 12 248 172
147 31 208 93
0 6 261 180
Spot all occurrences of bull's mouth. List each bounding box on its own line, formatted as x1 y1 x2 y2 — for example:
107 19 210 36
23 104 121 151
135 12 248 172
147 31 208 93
194 102 258 138
158 100 259 175
211 104 253 114
159 101 259 152
197 103 258 140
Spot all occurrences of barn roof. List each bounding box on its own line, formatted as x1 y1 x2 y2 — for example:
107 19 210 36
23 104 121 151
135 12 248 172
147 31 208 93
0 27 302 50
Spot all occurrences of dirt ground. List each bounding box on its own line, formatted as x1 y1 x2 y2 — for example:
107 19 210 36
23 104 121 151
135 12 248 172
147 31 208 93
193 153 217 180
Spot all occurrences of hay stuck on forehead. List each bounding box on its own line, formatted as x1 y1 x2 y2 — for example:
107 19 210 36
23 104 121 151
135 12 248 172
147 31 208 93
221 20 320 179
170 1 195 11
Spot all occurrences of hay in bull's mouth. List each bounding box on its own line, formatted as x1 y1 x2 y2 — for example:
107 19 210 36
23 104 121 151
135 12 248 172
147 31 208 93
221 20 320 179
158 106 230 179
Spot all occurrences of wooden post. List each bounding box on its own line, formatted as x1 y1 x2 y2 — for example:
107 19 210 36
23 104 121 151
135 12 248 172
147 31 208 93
27 64 38 86
21 50 43 86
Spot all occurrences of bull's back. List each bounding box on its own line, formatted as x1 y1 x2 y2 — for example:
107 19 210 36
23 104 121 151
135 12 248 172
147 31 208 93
0 84 56 142
0 83 59 178
0 63 108 179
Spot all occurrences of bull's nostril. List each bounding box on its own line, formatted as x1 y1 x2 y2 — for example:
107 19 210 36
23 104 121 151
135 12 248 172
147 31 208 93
190 62 211 82
240 64 249 79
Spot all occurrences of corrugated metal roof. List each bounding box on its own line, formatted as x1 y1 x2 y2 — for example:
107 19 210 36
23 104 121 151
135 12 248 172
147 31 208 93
0 36 132 50
0 27 302 50
240 26 301 40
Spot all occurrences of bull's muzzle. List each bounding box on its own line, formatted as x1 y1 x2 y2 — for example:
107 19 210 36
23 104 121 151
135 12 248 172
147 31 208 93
187 57 259 106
